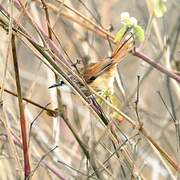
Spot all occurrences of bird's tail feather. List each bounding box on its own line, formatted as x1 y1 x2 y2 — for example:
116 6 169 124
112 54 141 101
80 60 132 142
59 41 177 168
111 32 134 62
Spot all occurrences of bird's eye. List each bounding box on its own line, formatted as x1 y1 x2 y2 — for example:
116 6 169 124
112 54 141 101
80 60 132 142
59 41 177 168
88 76 96 83
90 76 96 81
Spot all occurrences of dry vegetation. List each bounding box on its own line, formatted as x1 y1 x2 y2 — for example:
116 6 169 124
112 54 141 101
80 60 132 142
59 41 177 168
0 0 180 179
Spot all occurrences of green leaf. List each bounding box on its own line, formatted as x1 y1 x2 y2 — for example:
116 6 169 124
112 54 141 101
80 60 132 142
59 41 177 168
114 25 127 42
134 25 145 42
154 0 167 17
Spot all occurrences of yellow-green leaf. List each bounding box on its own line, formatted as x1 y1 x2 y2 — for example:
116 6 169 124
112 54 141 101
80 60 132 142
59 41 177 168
154 0 167 17
134 25 145 42
114 25 127 42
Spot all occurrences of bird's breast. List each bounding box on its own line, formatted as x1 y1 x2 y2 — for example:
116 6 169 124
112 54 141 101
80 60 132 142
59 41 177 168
88 65 117 91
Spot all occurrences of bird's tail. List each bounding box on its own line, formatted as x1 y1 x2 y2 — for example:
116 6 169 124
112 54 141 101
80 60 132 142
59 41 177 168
111 32 135 62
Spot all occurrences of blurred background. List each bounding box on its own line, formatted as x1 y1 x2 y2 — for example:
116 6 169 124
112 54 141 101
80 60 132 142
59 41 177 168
0 0 180 179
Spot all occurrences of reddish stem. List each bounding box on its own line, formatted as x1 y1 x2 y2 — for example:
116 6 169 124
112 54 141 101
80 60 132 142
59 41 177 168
12 34 31 177
133 48 180 83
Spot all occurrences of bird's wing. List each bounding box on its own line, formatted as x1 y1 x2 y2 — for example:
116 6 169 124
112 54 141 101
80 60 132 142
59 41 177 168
83 59 114 83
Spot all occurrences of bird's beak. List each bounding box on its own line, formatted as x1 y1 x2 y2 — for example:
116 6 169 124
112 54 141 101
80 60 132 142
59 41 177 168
48 81 65 89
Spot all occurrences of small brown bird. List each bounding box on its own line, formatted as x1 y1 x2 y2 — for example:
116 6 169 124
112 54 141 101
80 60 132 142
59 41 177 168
49 33 134 95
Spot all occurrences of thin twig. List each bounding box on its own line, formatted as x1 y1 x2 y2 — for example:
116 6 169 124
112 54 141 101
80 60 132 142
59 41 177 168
134 75 142 126
77 0 102 26
27 146 59 179
157 91 176 122
28 103 51 147
0 0 14 102
57 160 95 178
89 133 139 178
40 0 52 39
